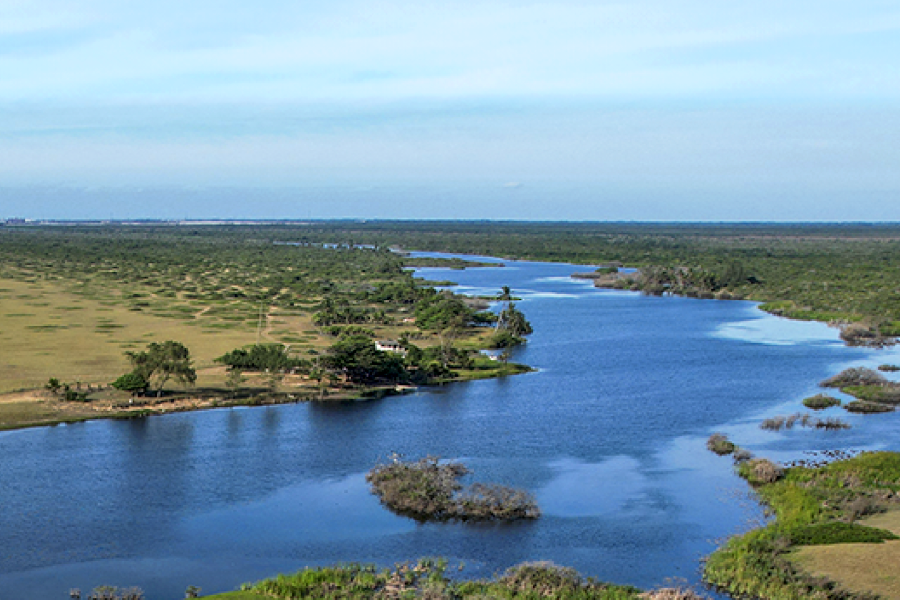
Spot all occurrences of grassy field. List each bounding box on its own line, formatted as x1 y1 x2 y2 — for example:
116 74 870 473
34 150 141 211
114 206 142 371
704 451 900 599
792 511 900 599
0 276 319 393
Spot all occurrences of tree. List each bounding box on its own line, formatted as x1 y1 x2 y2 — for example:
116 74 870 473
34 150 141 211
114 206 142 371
111 371 149 395
216 344 300 372
225 369 246 398
324 335 406 384
498 302 533 336
125 341 196 394
45 377 62 396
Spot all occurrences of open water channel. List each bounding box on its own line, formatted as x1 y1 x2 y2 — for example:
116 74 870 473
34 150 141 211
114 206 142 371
2 253 900 599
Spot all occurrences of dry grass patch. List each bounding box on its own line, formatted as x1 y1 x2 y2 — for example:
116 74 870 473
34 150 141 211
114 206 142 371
0 277 315 393
793 512 900 599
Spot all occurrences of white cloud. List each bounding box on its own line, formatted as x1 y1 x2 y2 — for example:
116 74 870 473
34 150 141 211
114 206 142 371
1 1 898 101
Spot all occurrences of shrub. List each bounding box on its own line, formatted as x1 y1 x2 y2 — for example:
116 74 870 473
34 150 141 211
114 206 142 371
839 323 888 346
706 433 735 456
760 416 786 431
788 521 898 546
87 587 144 600
815 417 851 430
732 448 753 463
761 412 850 430
742 459 784 485
802 394 841 410
821 367 886 388
844 400 895 414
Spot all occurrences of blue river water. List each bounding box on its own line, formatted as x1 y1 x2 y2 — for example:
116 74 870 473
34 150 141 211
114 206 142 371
2 253 900 599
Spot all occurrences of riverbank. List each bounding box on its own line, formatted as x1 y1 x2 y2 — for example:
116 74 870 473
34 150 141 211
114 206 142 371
0 360 533 431
704 451 900 599
199 560 701 599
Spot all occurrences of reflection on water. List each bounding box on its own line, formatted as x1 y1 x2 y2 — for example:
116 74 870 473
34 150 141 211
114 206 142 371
1 254 896 599
539 457 648 517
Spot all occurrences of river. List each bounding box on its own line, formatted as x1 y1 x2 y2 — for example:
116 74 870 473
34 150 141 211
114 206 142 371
2 253 900 599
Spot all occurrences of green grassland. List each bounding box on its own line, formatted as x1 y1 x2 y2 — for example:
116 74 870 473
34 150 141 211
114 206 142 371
705 452 900 599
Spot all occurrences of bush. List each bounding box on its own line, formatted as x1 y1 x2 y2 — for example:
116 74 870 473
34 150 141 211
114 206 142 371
788 521 898 546
732 448 753 462
742 459 784 485
761 412 850 430
706 433 735 456
111 371 148 395
878 364 900 372
821 367 886 388
844 400 895 414
802 394 841 410
366 457 540 522
839 323 888 346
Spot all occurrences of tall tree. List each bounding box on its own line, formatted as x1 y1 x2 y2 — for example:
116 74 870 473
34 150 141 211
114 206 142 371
126 341 196 394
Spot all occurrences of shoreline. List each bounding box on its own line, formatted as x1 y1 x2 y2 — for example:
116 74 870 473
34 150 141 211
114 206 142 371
0 362 535 433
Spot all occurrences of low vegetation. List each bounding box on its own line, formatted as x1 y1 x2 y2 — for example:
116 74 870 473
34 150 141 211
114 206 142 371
366 457 540 522
844 401 895 414
201 559 705 599
706 433 735 456
821 367 887 389
759 413 850 431
704 451 900 599
803 394 841 410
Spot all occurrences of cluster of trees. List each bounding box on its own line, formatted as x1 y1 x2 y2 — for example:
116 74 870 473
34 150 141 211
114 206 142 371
111 341 196 396
216 344 307 372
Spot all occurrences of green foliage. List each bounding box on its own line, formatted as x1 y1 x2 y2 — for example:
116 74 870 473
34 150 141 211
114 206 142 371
324 335 406 384
414 292 475 330
322 324 376 338
489 329 525 349
498 301 533 336
842 384 900 404
111 371 149 394
230 559 646 600
706 452 900 599
126 340 196 391
802 394 841 410
706 433 735 456
45 377 61 394
216 344 304 372
787 521 898 546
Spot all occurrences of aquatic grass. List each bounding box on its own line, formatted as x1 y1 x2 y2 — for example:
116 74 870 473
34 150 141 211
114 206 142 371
760 413 850 431
223 560 649 600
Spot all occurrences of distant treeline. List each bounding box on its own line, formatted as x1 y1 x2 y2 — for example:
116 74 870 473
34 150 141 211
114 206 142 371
5 221 900 335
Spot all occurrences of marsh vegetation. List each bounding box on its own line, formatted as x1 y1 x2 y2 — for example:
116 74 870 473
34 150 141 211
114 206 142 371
202 559 705 599
366 457 540 522
705 451 900 599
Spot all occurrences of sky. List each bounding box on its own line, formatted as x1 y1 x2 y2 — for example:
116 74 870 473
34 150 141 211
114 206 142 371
1 0 899 221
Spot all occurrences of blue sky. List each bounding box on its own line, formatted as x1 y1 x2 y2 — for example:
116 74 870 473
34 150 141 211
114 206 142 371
1 0 899 220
